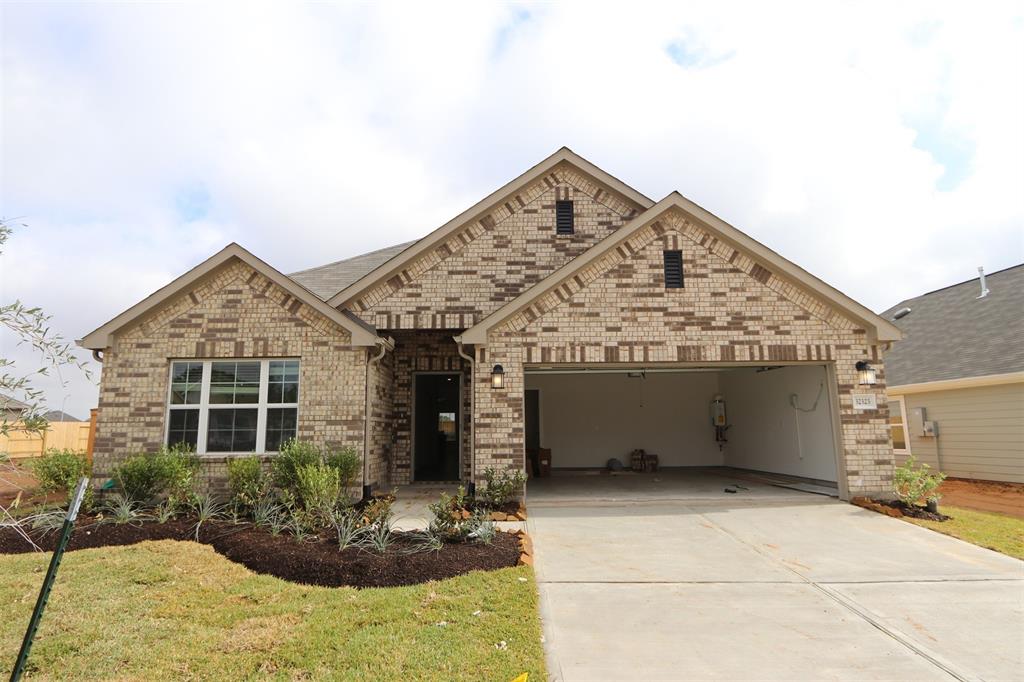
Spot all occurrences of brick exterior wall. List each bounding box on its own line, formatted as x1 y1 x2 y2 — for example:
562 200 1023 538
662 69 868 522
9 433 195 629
472 209 892 496
351 163 643 330
93 259 369 492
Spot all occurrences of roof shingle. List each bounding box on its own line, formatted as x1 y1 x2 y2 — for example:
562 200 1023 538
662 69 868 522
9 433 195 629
288 241 416 300
880 264 1024 386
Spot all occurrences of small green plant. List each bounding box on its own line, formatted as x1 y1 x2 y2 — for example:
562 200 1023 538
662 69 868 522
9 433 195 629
467 511 498 544
227 456 269 513
251 497 281 528
103 493 144 525
893 455 947 507
428 486 475 542
329 508 362 550
27 509 66 536
31 448 91 507
191 493 224 540
295 461 341 519
358 515 394 553
112 444 199 504
359 493 395 529
154 499 176 524
480 467 526 508
406 529 445 553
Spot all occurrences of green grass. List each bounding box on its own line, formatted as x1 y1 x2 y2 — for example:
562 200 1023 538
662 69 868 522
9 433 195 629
904 505 1024 560
0 540 546 681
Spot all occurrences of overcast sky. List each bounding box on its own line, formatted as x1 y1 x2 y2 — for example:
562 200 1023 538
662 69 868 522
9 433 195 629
2 1 1022 419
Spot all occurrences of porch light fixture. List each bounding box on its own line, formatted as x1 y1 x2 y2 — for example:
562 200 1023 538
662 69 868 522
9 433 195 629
490 364 505 389
855 361 876 386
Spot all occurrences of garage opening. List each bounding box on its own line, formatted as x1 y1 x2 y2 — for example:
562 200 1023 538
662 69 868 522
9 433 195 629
523 364 841 495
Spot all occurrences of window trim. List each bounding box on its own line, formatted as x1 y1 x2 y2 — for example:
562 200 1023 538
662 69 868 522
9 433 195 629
165 358 299 455
889 395 911 455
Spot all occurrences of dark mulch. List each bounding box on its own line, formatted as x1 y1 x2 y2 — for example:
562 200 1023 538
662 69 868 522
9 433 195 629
465 499 522 516
876 499 952 522
0 518 521 589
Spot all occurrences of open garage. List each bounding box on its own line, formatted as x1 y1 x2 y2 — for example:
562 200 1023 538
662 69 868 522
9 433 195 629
523 364 844 496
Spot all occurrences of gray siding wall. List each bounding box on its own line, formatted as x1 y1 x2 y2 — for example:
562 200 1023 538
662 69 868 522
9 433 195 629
892 382 1024 483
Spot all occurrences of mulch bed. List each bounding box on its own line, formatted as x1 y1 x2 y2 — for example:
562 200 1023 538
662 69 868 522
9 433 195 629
877 500 951 522
0 518 521 589
852 496 951 522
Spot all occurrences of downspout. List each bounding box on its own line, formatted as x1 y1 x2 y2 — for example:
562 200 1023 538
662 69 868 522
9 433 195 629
362 337 392 501
455 339 476 498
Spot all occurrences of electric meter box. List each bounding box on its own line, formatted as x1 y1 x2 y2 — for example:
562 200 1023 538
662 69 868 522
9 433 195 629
909 406 938 437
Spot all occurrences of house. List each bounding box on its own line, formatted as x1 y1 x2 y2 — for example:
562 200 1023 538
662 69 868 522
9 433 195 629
1 394 31 424
881 265 1024 483
78 148 902 500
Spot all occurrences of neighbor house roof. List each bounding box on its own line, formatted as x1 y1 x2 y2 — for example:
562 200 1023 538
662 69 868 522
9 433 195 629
42 410 82 422
325 147 655 308
1 394 31 414
79 243 384 350
458 192 903 345
289 241 416 300
880 264 1024 387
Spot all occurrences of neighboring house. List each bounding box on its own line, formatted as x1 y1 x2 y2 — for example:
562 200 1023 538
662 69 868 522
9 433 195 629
881 265 1024 483
1 394 31 423
78 149 902 499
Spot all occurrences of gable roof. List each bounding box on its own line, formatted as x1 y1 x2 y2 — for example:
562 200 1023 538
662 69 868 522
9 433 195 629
1 393 31 414
458 192 903 345
289 241 417 300
324 147 655 308
78 243 383 350
880 264 1024 386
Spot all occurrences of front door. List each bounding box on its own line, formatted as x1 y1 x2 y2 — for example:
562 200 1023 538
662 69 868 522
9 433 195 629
414 373 460 481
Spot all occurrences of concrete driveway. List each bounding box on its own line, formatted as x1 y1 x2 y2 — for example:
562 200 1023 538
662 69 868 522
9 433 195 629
527 474 1024 681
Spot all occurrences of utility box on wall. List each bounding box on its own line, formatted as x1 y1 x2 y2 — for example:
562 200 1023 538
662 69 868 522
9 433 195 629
909 406 938 437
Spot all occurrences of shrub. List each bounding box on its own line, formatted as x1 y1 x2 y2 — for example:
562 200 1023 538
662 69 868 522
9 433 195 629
480 467 526 508
325 446 360 491
428 486 474 542
271 439 321 492
359 493 395 529
112 444 199 505
893 455 946 506
32 448 90 506
227 456 268 512
295 461 341 518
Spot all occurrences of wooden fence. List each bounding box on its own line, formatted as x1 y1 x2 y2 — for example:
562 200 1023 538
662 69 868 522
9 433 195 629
1 419 94 460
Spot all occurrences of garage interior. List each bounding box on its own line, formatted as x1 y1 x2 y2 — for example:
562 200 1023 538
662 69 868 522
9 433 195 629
523 364 842 499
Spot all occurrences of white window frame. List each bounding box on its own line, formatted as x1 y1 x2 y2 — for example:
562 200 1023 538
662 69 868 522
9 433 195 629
890 395 911 455
165 358 299 454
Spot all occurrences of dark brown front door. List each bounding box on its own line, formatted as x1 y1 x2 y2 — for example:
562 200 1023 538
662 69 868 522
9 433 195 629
414 373 460 481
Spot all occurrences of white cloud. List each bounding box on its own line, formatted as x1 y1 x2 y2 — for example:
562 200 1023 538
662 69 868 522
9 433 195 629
1 0 1022 417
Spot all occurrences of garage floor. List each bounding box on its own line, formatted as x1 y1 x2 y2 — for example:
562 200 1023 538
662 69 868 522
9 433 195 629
527 467 835 504
527 471 1024 681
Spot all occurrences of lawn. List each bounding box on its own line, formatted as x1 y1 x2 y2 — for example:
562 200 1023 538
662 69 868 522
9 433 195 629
903 505 1024 560
0 540 546 681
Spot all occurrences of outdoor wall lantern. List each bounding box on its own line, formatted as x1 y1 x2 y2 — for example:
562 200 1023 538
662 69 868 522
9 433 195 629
491 364 505 389
855 360 877 386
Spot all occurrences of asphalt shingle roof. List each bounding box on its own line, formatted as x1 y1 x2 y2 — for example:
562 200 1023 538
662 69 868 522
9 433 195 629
288 241 417 300
880 264 1024 386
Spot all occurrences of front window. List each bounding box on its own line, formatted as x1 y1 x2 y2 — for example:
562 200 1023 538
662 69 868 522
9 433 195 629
889 396 911 454
166 359 299 454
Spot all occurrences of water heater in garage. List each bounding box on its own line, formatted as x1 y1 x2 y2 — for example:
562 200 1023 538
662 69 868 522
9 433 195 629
710 394 729 445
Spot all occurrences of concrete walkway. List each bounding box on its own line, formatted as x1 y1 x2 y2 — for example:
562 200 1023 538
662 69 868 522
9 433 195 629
527 486 1024 681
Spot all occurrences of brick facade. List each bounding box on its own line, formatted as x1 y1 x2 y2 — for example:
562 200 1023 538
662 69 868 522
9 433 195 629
89 157 896 499
351 164 642 329
93 260 370 491
470 209 892 495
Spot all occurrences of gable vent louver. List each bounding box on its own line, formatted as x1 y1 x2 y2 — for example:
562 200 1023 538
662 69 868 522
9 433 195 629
664 250 684 289
555 200 574 235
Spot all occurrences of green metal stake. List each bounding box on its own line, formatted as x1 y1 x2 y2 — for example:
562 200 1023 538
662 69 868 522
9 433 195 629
10 476 89 682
